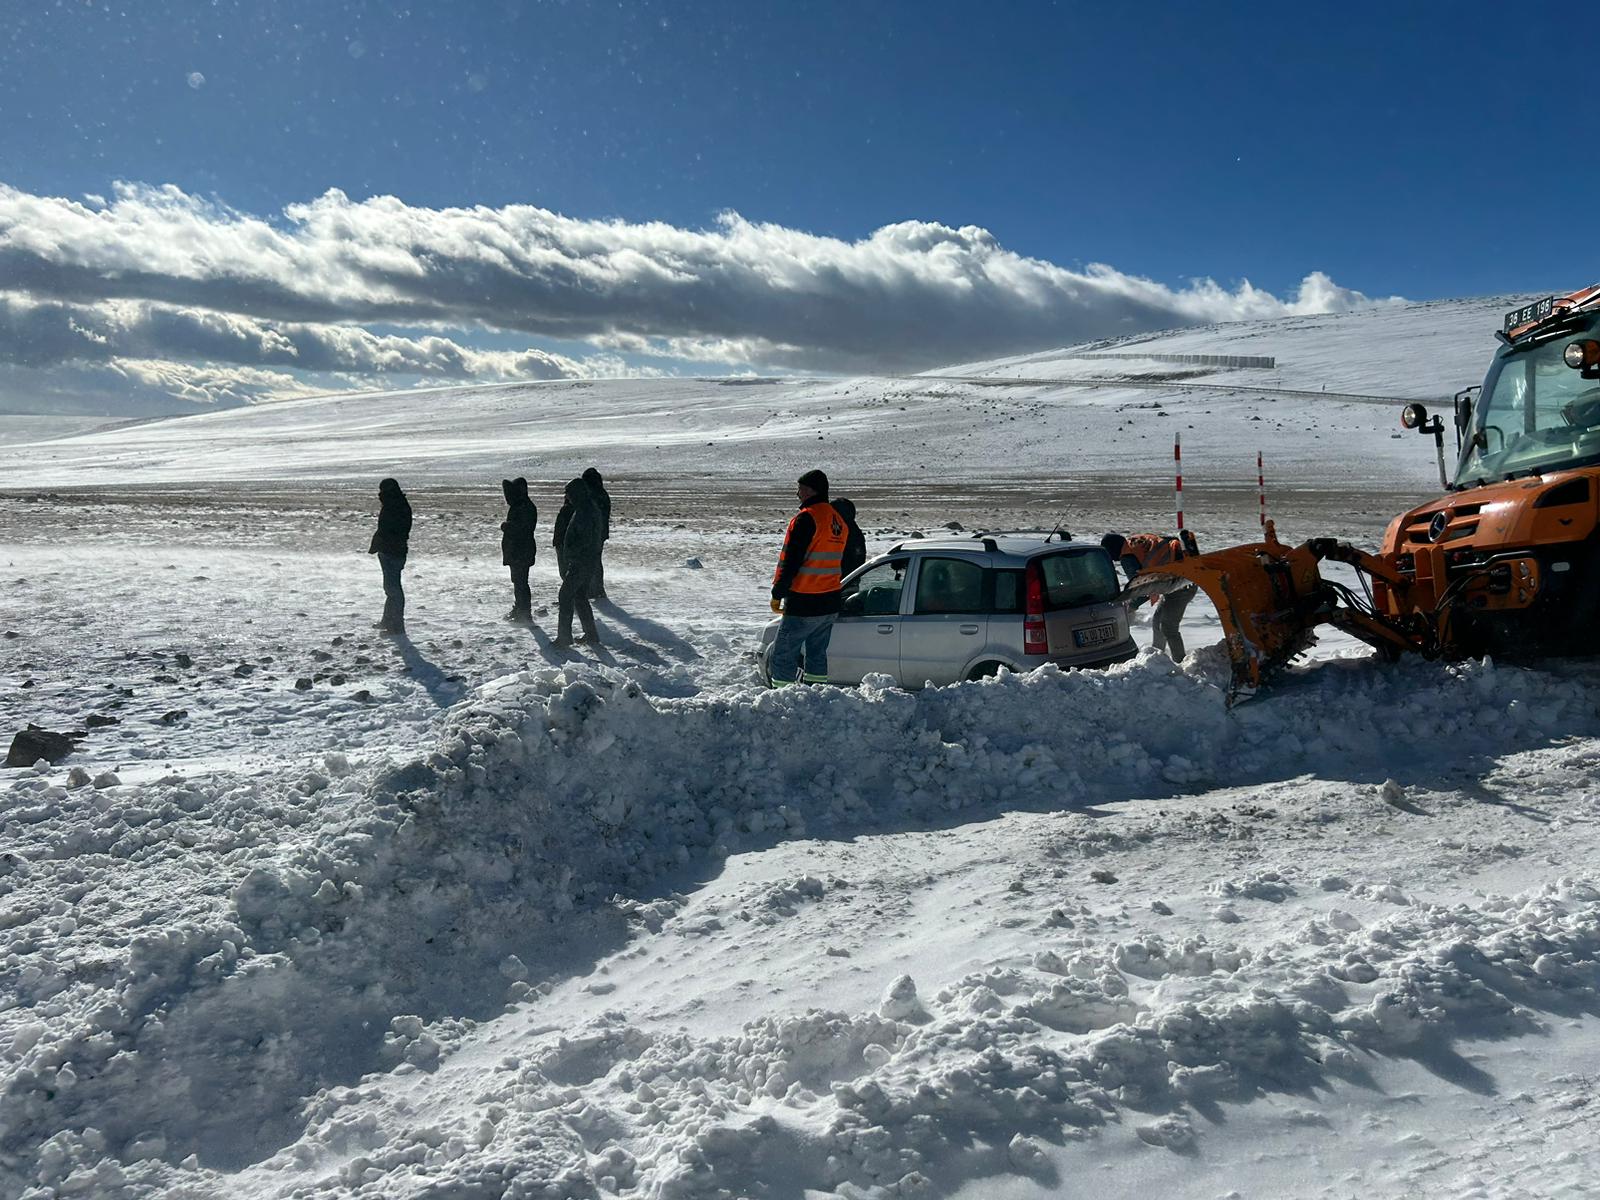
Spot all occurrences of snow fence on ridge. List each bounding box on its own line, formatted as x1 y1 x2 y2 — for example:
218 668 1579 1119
3 650 1599 1194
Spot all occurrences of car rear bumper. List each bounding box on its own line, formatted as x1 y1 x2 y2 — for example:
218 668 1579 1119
1048 639 1138 672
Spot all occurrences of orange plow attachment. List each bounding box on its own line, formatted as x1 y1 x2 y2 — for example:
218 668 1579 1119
1124 525 1547 701
1122 529 1334 701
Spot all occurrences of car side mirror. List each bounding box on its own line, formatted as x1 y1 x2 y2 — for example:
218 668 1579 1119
840 592 864 618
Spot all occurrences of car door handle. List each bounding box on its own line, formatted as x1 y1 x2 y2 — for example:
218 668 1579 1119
959 624 980 634
877 624 895 634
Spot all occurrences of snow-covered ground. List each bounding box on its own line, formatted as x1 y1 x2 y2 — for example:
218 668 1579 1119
6 297 1600 1199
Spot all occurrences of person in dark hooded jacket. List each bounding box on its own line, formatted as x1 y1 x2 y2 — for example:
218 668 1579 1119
555 477 603 647
833 497 868 579
367 477 412 633
500 477 538 621
581 466 612 601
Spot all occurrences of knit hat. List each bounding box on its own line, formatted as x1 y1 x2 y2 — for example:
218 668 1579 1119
797 469 829 498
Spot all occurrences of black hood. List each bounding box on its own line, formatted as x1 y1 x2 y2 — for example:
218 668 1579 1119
582 466 604 488
833 497 856 522
503 477 530 505
564 477 593 505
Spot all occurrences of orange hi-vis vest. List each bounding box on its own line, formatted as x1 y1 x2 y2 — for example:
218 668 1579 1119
774 501 848 594
1124 533 1183 572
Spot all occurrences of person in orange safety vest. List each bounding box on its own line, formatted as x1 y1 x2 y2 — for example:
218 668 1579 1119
768 469 848 685
1102 531 1198 660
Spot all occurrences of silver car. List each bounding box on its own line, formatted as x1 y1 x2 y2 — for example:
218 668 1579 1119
758 532 1137 687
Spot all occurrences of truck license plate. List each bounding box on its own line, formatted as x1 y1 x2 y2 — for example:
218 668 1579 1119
1504 296 1554 334
1074 623 1116 647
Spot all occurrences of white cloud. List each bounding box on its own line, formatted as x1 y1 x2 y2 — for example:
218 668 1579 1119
110 358 324 407
0 293 604 399
0 181 1391 406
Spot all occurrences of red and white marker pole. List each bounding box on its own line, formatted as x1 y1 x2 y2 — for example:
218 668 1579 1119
1174 434 1184 532
1257 451 1266 528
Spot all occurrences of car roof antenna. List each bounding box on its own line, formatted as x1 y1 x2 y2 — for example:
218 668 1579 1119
1046 517 1071 543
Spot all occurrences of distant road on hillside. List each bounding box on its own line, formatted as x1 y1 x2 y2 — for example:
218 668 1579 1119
912 373 1427 407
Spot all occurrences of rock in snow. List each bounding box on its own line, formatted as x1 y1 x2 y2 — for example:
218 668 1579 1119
5 725 84 767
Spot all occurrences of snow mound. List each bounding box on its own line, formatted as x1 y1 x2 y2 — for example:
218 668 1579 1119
3 651 1598 1193
259 878 1600 1197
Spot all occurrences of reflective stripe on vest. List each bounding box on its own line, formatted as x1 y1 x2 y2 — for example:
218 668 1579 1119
1125 533 1183 571
773 501 849 594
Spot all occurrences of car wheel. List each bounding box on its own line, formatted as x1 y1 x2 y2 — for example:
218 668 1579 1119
965 661 1006 682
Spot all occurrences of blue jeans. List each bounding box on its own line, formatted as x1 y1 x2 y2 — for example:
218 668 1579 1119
377 552 405 629
770 612 836 684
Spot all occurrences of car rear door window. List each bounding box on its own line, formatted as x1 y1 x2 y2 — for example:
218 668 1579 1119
913 557 986 615
991 569 1023 613
1038 550 1119 609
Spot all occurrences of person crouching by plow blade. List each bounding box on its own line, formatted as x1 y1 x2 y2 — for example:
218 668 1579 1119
1102 531 1198 661
769 469 847 686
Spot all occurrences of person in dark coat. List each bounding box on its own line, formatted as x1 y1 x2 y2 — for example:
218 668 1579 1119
833 496 868 579
553 492 571 580
367 477 413 634
500 477 538 622
555 477 603 647
581 466 612 601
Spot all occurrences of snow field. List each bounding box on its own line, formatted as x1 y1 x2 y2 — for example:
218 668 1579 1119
5 296 1599 1197
4 648 1600 1197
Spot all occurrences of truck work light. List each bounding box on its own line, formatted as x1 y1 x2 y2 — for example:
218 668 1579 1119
1564 340 1600 370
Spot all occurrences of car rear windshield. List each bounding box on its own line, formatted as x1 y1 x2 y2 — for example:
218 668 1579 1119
1038 549 1118 609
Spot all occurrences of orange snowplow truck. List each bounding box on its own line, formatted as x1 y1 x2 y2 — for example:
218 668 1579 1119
1129 282 1600 700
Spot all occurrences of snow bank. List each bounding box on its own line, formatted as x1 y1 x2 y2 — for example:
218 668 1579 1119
2 652 1597 1195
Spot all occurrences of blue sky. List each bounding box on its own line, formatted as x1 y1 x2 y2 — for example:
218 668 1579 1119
0 0 1590 410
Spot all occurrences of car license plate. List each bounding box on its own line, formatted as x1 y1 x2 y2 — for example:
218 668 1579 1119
1074 622 1116 648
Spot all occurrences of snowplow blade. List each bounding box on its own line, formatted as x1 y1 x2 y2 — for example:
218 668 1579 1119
1123 536 1330 700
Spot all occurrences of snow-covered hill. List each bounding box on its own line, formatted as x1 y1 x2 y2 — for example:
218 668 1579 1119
0 296 1520 494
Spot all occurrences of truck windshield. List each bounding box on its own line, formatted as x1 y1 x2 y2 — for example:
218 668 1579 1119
1456 316 1600 487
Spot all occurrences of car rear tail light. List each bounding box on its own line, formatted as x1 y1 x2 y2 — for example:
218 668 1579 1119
1024 562 1047 654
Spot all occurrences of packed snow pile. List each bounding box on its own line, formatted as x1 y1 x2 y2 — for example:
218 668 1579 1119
3 651 1599 1197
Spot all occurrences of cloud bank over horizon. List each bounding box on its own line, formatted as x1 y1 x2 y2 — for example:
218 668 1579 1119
0 181 1390 409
